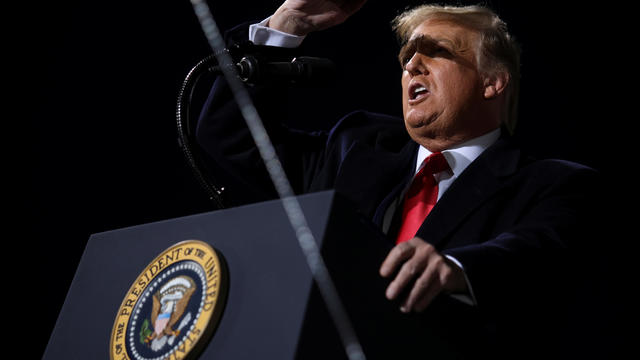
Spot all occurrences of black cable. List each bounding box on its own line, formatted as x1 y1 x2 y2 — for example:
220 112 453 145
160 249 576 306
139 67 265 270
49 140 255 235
176 53 225 208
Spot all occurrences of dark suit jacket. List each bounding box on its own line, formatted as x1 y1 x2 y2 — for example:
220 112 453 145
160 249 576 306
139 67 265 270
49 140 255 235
195 24 605 359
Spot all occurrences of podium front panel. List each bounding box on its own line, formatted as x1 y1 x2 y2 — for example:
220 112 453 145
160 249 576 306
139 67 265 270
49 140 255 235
44 191 341 360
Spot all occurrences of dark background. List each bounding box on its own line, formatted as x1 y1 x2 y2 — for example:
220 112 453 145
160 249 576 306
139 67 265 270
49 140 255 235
12 0 629 358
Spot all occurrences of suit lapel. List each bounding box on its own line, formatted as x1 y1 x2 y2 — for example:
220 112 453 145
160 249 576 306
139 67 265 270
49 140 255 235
334 139 418 221
416 136 521 249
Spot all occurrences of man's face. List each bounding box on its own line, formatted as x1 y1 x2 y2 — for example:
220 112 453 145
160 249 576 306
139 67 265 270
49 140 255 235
401 19 494 150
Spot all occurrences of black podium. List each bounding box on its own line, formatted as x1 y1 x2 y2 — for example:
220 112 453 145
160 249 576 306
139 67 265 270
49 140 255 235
43 190 453 359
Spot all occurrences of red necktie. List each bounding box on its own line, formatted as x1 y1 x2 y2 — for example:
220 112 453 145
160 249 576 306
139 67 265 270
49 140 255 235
395 152 449 244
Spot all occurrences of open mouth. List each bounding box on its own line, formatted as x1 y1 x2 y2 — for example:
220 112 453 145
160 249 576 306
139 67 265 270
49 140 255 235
408 81 430 103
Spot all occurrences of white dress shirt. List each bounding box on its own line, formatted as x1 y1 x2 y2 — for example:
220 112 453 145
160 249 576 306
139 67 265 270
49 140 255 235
248 19 503 306
249 17 306 48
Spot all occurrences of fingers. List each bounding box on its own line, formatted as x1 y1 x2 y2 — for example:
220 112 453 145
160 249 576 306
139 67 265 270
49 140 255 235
385 254 426 301
381 238 463 313
379 240 416 278
271 0 368 35
403 256 451 312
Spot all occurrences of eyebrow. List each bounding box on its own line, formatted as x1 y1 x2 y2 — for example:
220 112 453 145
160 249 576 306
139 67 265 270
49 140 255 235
398 34 469 66
409 34 456 49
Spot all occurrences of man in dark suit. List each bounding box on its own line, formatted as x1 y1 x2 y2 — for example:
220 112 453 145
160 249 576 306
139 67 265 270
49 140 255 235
196 0 602 357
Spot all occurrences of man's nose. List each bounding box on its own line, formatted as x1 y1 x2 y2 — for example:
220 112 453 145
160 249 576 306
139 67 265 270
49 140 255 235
405 53 428 76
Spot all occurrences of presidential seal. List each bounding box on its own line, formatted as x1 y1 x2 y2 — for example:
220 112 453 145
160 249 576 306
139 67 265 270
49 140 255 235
110 240 227 360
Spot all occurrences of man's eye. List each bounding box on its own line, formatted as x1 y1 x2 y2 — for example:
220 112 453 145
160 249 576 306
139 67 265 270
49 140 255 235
430 46 451 57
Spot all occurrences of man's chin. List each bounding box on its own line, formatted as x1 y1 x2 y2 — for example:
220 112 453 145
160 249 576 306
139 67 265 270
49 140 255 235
405 127 437 149
404 109 439 128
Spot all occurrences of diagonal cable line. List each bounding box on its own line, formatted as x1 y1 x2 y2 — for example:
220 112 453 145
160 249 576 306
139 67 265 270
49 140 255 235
188 1 366 359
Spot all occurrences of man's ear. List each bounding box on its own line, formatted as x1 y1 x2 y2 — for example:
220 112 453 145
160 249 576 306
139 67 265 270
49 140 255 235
483 71 510 99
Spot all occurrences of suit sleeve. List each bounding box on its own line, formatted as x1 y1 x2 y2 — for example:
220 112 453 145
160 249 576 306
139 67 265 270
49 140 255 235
443 164 601 316
195 24 329 207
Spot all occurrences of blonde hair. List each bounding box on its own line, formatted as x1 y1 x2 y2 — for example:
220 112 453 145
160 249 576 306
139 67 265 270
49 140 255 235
393 4 521 133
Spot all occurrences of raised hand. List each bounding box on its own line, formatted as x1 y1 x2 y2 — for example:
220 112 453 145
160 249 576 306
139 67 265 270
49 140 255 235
269 0 368 36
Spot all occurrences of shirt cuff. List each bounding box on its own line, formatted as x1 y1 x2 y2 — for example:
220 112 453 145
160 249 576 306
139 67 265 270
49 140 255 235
249 17 306 48
445 255 478 306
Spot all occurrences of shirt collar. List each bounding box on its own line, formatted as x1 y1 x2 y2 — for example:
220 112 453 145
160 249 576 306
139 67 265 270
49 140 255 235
415 128 501 177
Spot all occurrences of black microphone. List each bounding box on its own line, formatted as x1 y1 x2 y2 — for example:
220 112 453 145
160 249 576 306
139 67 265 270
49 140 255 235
235 56 336 84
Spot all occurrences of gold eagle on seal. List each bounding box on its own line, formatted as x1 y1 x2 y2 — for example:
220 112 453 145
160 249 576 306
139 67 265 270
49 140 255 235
144 275 196 344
